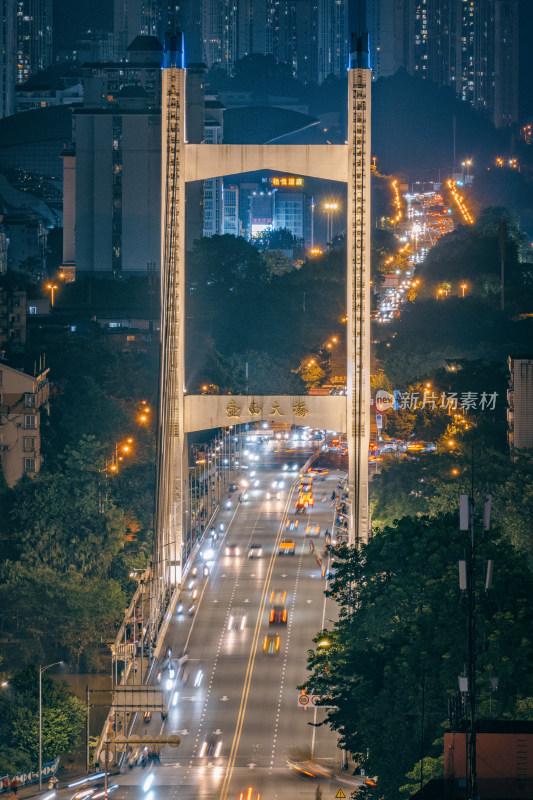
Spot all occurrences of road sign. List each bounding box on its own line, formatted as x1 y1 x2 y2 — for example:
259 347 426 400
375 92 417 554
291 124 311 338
311 695 321 706
335 790 346 798
298 692 310 706
376 413 382 429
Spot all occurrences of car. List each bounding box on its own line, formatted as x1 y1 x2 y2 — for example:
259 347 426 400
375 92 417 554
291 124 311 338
70 784 106 800
269 589 288 625
199 732 223 758
248 544 263 558
228 482 239 492
279 539 295 555
225 543 240 556
263 633 280 654
143 710 152 723
227 607 247 630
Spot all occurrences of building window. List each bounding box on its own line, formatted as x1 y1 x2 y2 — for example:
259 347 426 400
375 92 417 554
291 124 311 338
24 393 36 408
24 415 36 429
23 436 35 452
24 457 36 473
29 306 37 314
0 371 2 386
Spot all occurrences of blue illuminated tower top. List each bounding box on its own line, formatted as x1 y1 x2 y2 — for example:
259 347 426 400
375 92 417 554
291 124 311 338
163 31 185 69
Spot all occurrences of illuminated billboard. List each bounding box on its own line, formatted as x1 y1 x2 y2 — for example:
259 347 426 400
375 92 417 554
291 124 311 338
262 176 304 188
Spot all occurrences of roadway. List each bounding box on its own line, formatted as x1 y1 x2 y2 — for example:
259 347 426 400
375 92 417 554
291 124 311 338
106 439 359 800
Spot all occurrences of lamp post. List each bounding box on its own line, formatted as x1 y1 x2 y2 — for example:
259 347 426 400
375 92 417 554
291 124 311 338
39 661 63 791
324 202 339 245
110 438 134 472
47 284 58 307
460 282 468 298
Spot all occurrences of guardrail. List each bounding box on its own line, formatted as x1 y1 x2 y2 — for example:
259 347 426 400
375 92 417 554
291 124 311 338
94 501 221 766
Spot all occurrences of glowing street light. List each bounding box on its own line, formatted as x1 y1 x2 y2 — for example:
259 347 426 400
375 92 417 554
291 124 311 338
324 201 339 244
460 282 468 298
47 283 58 307
109 437 134 472
462 159 472 180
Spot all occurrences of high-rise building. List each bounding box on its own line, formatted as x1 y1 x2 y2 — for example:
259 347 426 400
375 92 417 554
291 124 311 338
67 37 164 276
1 0 16 118
114 0 162 57
202 97 224 237
493 0 519 128
222 185 239 235
195 0 345 83
508 357 533 450
317 0 348 82
273 189 310 242
367 0 519 128
16 0 53 83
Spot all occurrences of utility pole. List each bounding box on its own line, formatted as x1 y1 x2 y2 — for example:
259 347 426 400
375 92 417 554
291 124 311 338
86 685 90 773
459 493 492 800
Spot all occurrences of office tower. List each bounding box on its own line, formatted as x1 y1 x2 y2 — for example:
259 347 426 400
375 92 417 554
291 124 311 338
1 0 16 117
16 0 53 82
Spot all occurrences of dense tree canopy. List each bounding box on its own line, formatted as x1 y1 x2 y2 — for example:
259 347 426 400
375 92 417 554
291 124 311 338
302 516 533 797
0 666 86 774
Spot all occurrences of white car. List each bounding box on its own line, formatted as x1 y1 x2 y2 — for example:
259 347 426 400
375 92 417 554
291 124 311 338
248 544 263 558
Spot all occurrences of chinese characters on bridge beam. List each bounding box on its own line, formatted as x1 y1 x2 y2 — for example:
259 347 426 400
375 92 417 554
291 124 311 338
225 399 309 419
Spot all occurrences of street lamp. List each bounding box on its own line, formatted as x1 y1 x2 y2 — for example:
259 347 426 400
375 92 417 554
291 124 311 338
46 284 58 307
110 438 134 472
460 282 468 298
324 202 339 245
39 661 63 790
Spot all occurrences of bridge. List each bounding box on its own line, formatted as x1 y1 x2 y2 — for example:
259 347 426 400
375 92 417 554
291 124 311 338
153 33 372 625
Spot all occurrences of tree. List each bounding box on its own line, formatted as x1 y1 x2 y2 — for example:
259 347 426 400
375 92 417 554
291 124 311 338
0 665 86 770
294 356 326 389
399 753 444 797
0 563 127 668
260 249 293 278
301 516 533 797
9 436 126 577
229 350 305 394
187 235 265 290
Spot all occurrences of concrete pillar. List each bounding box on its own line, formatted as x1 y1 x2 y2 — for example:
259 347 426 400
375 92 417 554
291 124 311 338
155 60 186 611
346 60 371 546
